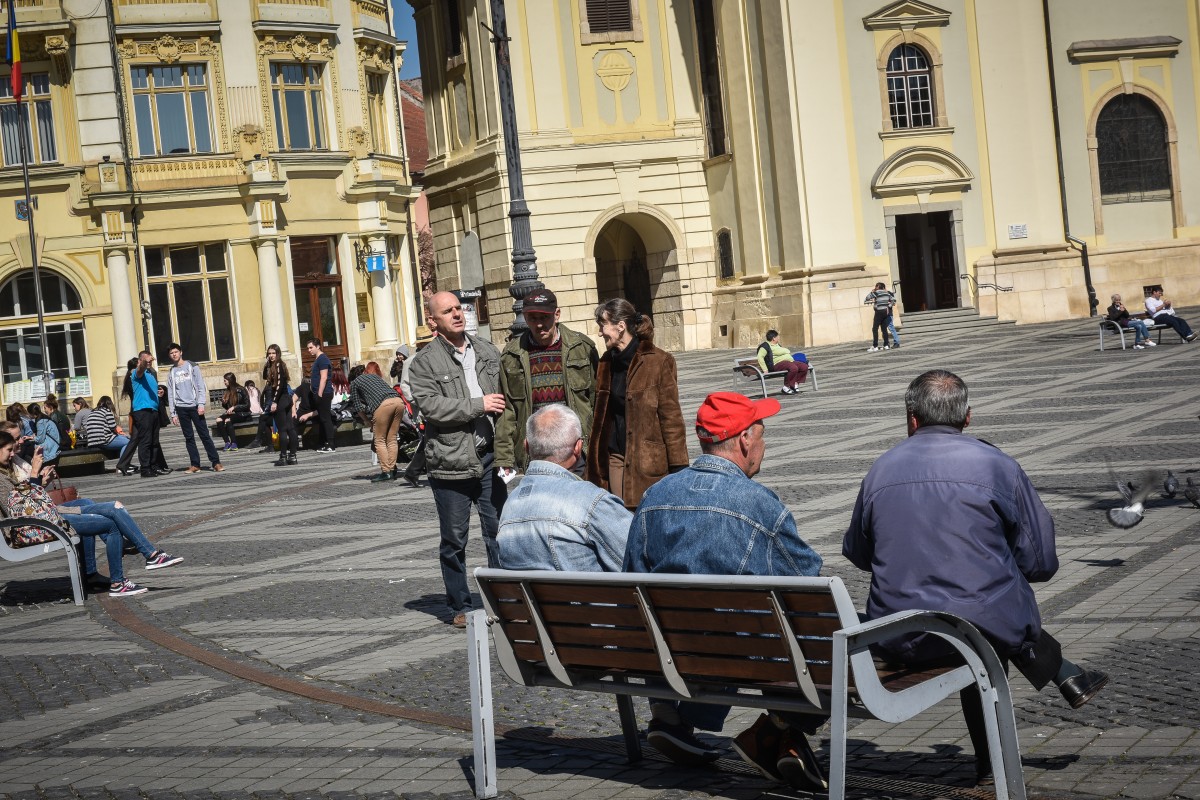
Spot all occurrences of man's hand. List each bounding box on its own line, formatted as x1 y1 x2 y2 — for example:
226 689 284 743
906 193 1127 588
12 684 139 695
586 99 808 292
171 415 180 427
197 404 205 416
482 394 506 414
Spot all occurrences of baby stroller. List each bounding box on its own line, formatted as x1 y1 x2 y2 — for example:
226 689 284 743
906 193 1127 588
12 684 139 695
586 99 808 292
394 387 423 463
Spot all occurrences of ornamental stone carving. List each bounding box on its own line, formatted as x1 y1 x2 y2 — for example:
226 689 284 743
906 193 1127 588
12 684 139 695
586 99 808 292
347 126 370 158
44 36 69 58
235 124 266 161
154 35 182 63
357 41 391 71
257 34 330 62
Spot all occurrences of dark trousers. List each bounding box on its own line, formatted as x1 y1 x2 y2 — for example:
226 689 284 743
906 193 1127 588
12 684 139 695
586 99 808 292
872 309 892 347
428 453 507 613
273 399 297 455
254 414 273 445
132 409 160 477
1153 313 1194 339
315 393 336 448
403 431 428 480
215 412 250 442
960 628 1063 768
176 406 221 467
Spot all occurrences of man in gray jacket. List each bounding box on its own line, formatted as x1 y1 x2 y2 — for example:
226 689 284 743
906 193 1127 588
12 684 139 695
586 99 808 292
407 291 507 628
166 342 223 474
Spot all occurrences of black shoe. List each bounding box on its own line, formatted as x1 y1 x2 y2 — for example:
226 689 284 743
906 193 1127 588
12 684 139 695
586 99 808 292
646 719 720 766
122 543 139 555
389 468 400 480
140 470 158 478
286 453 298 465
116 466 137 476
403 473 420 489
776 732 828 791
273 456 287 467
1059 668 1109 708
370 471 392 483
155 468 172 476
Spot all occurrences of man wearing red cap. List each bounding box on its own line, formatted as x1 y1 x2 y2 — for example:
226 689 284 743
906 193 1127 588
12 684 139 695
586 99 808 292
624 391 827 791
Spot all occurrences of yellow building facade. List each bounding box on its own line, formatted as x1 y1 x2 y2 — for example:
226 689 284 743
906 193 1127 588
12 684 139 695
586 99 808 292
410 0 1200 350
0 0 420 407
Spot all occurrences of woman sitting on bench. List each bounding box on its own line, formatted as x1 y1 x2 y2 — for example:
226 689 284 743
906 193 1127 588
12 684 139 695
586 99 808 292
82 396 130 458
0 428 183 597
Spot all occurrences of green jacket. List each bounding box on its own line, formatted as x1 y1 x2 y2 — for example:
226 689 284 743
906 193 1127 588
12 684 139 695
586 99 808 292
407 333 502 480
495 323 599 470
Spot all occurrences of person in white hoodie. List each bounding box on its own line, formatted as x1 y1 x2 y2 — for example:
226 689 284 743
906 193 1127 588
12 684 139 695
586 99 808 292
166 342 225 474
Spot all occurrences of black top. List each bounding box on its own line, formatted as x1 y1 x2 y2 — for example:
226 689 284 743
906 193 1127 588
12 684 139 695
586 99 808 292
606 339 639 456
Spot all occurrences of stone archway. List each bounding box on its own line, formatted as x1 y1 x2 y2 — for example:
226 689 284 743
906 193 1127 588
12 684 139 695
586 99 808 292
588 206 684 348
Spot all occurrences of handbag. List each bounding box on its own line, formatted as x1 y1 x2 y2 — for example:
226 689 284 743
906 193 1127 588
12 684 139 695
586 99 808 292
46 475 78 505
3 482 69 548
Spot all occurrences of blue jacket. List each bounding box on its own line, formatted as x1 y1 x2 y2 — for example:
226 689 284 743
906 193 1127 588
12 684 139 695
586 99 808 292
625 454 823 577
34 418 60 461
842 425 1058 661
497 460 632 572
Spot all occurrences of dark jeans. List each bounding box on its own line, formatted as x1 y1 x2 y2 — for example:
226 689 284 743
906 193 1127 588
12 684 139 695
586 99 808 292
872 309 892 347
315 392 336 448
215 412 250 442
1152 313 1194 339
175 405 221 467
403 431 428 480
132 408 160 477
273 398 297 455
428 453 507 613
254 414 273 445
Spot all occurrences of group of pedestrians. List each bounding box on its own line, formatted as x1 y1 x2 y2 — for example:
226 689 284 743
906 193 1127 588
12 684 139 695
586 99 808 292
490 371 1108 791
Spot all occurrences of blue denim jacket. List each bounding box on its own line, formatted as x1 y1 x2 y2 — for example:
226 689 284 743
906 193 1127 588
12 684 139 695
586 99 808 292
624 454 823 577
497 460 632 572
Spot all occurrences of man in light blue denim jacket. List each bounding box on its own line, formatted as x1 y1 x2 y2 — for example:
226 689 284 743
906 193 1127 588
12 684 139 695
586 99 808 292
497 405 631 572
625 392 827 792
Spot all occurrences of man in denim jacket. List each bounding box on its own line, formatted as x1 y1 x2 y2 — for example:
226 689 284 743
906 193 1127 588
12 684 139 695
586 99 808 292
497 405 630 571
625 392 827 792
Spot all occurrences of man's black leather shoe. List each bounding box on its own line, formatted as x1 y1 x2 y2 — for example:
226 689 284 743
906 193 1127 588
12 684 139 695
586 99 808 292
1059 668 1109 709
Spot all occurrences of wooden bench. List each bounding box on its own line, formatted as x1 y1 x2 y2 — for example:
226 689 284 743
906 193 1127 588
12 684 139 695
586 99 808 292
468 569 1025 800
0 518 84 605
732 357 819 398
1099 318 1169 351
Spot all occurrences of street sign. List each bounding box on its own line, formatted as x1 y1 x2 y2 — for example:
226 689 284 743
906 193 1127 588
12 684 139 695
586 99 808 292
366 253 387 272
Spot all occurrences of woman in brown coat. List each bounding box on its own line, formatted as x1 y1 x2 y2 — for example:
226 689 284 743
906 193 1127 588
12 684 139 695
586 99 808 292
586 299 689 509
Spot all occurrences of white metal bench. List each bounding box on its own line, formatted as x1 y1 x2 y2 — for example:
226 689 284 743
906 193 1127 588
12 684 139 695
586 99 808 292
468 569 1025 800
0 518 85 605
1099 318 1169 351
732 357 819 398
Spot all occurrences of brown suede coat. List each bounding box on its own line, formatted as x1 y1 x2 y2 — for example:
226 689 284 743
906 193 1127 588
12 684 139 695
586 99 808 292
586 338 689 509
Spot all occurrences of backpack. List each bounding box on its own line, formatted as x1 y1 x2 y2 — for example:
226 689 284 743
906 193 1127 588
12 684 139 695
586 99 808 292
3 482 69 548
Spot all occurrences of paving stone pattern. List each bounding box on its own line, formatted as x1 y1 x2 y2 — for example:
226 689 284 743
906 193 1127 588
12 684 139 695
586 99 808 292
3 316 1200 800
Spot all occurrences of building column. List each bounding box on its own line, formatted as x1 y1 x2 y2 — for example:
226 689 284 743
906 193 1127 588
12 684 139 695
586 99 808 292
255 237 288 350
368 235 399 348
104 246 138 360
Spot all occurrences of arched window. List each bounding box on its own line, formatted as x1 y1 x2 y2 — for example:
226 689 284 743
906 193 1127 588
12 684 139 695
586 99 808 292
886 44 934 129
1096 94 1170 202
0 270 89 401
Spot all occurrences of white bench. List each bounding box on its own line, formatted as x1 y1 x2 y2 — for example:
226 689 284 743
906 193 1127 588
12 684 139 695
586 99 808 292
0 518 84 605
732 357 819 398
1099 318 1169 351
468 569 1026 800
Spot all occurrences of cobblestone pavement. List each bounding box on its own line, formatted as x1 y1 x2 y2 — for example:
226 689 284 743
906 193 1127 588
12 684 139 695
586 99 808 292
3 316 1200 800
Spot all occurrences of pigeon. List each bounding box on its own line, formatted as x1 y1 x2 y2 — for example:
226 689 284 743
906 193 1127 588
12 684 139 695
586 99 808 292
1185 478 1200 510
1107 475 1156 529
1164 470 1179 498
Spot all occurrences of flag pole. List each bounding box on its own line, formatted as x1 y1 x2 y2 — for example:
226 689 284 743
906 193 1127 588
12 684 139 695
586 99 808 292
15 84 52 399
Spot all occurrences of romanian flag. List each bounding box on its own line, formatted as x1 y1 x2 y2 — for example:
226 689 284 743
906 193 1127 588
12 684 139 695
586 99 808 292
5 0 20 102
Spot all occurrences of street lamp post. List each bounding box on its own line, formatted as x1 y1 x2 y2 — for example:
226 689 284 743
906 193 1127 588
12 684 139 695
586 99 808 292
486 0 542 339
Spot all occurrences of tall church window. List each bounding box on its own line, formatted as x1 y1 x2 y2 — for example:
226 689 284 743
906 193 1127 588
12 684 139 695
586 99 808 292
886 44 934 129
1096 94 1170 202
693 0 726 157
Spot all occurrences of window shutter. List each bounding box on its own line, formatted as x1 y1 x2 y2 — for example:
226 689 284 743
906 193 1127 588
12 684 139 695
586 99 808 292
586 0 633 34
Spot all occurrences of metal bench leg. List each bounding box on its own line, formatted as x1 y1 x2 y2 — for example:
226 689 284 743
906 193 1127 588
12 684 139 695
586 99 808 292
64 541 83 606
828 635 850 800
467 610 498 799
978 671 1027 800
758 374 768 399
810 367 818 391
615 693 642 762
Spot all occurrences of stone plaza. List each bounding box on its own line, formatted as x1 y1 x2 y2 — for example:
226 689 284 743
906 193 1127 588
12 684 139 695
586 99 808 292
2 316 1200 800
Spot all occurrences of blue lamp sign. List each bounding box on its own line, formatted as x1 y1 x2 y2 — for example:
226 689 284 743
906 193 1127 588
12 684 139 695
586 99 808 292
365 252 387 273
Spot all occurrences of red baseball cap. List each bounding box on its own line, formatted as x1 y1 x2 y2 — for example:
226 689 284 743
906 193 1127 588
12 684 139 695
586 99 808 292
695 392 781 443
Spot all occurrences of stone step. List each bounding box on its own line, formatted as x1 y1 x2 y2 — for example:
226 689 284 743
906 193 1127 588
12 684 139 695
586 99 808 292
895 307 1017 337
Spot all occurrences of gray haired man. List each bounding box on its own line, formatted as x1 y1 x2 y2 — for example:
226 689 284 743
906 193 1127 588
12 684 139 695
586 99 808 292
497 405 631 572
